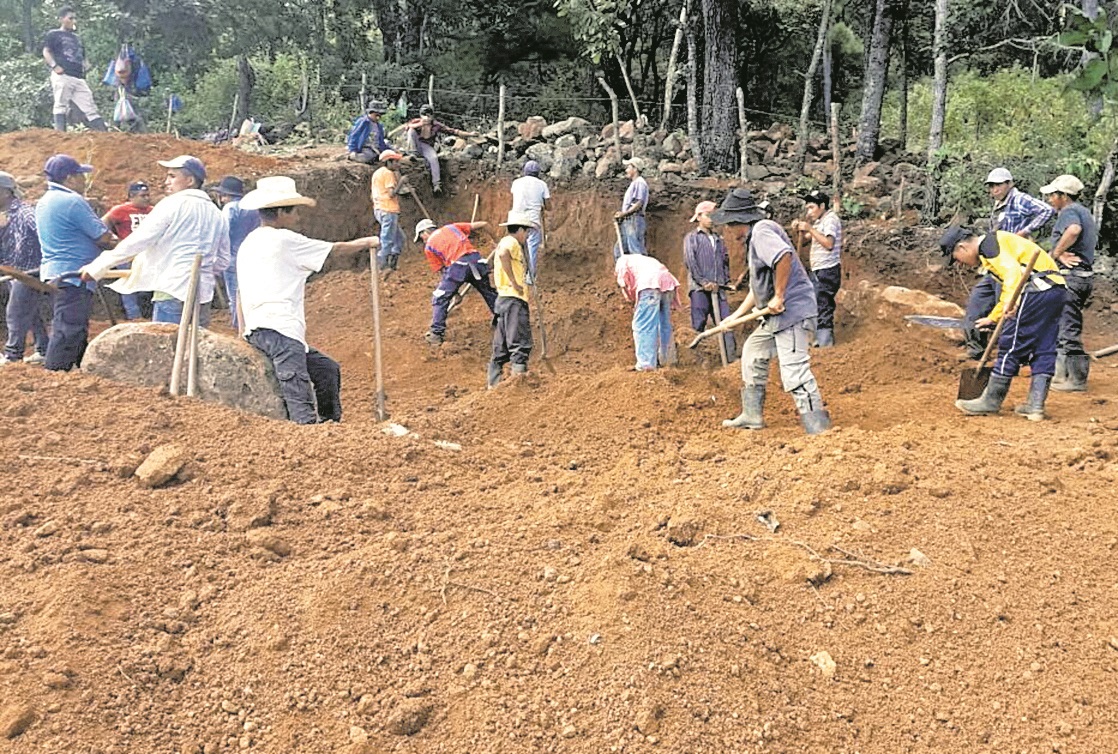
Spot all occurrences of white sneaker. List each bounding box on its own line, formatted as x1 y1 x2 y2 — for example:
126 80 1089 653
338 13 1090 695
0 356 17 366
23 352 45 365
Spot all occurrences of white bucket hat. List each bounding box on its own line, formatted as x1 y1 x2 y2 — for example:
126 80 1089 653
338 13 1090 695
499 210 538 229
240 176 317 211
414 218 437 242
1040 174 1084 196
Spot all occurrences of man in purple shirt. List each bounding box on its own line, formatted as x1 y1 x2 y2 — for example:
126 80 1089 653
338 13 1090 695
713 189 831 435
683 200 734 359
0 172 49 365
613 159 649 259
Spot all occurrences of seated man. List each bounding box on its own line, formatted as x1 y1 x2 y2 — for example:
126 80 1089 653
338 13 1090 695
236 176 379 424
346 102 390 164
414 217 497 344
391 105 477 194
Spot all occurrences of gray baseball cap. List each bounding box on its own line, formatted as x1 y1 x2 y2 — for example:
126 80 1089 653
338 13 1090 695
0 171 21 197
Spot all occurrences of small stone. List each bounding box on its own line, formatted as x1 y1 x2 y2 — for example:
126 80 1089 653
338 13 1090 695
635 704 664 735
33 521 59 538
77 549 109 564
0 613 16 625
542 566 557 582
810 650 837 678
561 724 578 738
386 700 434 736
462 663 478 679
42 672 71 690
245 529 292 558
221 700 239 714
348 725 368 743
908 548 932 567
355 695 377 716
135 444 186 488
0 704 36 739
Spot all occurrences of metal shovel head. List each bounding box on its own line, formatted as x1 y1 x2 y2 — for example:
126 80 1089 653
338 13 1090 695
904 314 965 330
957 364 992 401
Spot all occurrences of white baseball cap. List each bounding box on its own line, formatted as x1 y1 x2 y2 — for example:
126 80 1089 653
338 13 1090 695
985 168 1013 185
1040 174 1084 196
413 218 437 242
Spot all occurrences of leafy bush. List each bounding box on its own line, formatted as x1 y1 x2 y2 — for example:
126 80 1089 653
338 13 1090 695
0 56 52 131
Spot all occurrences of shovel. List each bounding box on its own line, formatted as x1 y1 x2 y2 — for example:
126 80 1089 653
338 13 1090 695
957 247 1041 401
688 307 771 349
613 218 629 256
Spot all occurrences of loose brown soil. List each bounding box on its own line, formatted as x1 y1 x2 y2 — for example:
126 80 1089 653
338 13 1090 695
2 132 1118 754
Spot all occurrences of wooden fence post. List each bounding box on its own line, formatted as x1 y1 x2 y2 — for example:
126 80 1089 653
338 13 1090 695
736 87 749 181
830 102 842 208
497 82 507 166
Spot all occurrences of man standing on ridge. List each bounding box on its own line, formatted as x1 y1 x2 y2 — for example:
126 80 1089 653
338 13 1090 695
42 7 106 132
613 159 649 259
510 161 550 283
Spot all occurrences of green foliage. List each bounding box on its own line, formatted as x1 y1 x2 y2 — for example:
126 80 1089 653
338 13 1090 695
0 55 51 131
170 54 308 134
555 0 628 64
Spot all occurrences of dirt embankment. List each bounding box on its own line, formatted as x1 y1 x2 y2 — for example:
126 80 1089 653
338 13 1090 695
2 131 1118 754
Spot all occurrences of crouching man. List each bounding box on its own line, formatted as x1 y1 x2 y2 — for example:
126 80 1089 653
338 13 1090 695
237 177 379 424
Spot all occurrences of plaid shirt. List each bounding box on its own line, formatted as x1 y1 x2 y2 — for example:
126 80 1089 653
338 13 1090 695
0 197 40 271
990 187 1055 237
683 228 730 292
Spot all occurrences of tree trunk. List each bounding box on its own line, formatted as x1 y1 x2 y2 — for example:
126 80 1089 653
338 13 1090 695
1093 135 1116 228
686 24 702 169
369 0 399 62
700 0 739 173
598 74 623 161
615 53 643 124
20 0 35 53
661 0 690 131
898 5 909 150
235 55 254 127
737 87 749 179
794 0 833 174
822 43 833 129
923 0 948 222
1083 0 1103 116
854 0 894 165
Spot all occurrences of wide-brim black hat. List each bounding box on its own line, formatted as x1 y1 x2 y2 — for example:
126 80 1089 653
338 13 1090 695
711 188 766 225
214 176 246 197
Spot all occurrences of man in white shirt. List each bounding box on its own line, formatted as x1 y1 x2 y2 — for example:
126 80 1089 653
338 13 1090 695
509 161 550 282
81 155 229 326
236 177 379 424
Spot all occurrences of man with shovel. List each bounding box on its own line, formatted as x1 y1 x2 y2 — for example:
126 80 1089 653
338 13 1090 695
0 171 49 366
236 177 380 424
415 217 497 345
682 200 735 360
940 226 1065 420
715 188 831 435
487 211 535 388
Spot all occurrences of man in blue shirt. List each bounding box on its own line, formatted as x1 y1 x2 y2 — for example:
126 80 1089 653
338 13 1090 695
35 154 113 371
0 172 49 366
613 159 649 259
346 102 390 165
961 167 1055 359
213 176 260 329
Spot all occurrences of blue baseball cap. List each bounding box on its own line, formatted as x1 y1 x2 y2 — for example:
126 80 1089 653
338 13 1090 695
44 154 93 182
523 160 541 176
158 155 207 184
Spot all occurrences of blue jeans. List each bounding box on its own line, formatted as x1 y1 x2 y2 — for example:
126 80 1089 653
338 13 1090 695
613 214 647 259
5 281 50 360
120 292 144 320
152 298 212 328
247 328 342 424
525 227 543 282
992 284 1065 378
963 274 1002 357
632 289 673 369
375 209 404 267
45 284 93 372
224 269 239 330
430 253 498 337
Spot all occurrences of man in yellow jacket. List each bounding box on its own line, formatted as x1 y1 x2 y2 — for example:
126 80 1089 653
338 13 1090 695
940 226 1066 420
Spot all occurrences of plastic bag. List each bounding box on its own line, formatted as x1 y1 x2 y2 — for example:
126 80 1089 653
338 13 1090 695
113 93 138 123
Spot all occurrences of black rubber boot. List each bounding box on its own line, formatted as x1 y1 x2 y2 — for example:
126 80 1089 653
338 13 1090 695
486 361 502 389
814 328 835 348
955 374 1012 415
799 409 833 435
88 117 108 132
722 386 765 429
1052 354 1089 392
1053 354 1067 384
53 114 67 132
1014 374 1052 421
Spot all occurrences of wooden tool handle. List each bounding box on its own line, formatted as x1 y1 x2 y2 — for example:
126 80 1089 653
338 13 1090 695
974 247 1042 373
1092 343 1118 360
688 307 771 349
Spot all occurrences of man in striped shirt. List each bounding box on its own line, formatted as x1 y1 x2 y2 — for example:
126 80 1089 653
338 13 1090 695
791 190 842 348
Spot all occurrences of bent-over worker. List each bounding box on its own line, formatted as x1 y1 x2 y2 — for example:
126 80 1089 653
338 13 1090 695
615 253 680 371
415 218 498 345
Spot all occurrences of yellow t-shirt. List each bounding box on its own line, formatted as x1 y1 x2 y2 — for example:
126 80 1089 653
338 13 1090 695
979 231 1065 320
371 167 399 213
493 235 528 301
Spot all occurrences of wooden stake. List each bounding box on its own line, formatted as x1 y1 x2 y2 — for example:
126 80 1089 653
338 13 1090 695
369 248 388 421
227 93 239 138
170 254 203 396
186 297 200 397
427 75 434 108
830 102 842 208
471 193 480 223
359 71 367 112
497 82 506 166
736 87 749 180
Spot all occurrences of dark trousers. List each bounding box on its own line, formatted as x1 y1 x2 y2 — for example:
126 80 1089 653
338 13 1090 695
963 275 1002 357
812 264 841 330
1058 274 1092 357
491 296 533 367
689 290 735 356
430 252 498 337
4 281 50 360
45 284 93 372
992 285 1065 378
247 328 342 425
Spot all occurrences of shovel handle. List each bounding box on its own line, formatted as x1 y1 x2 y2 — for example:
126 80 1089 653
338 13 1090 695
973 247 1042 373
688 307 771 349
1093 343 1118 360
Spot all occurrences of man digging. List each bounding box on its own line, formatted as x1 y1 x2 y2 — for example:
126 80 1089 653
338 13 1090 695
715 189 831 435
487 211 535 388
237 177 379 424
415 217 498 345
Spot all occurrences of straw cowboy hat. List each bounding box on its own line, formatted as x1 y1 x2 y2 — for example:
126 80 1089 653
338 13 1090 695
240 176 317 211
499 210 538 228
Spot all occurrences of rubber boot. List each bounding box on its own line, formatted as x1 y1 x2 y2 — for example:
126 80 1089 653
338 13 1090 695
88 117 108 132
799 409 833 435
53 114 68 132
814 328 835 348
955 374 1012 415
722 386 765 429
1014 374 1052 421
486 361 502 389
1052 354 1068 384
511 363 527 376
1051 354 1089 392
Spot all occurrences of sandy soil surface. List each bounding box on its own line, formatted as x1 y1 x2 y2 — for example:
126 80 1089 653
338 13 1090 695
2 132 1118 754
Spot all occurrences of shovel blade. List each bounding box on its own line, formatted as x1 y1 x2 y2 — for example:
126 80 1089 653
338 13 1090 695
957 365 992 401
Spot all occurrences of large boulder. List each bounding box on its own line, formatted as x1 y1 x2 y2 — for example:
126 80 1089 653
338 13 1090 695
82 323 287 419
519 116 547 141
525 142 554 172
542 116 591 140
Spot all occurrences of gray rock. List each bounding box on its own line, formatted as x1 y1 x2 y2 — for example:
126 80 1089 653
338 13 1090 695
525 143 554 172
619 120 636 142
595 155 620 179
542 116 591 140
662 132 684 155
554 134 578 149
744 164 771 181
82 323 287 420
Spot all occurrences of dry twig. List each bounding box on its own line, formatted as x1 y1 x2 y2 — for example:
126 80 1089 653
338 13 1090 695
697 533 913 576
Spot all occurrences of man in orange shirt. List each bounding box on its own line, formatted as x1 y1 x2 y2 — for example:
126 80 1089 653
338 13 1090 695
370 150 408 274
414 217 497 344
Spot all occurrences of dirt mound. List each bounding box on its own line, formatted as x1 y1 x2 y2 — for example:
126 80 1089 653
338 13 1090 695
3 138 1118 753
